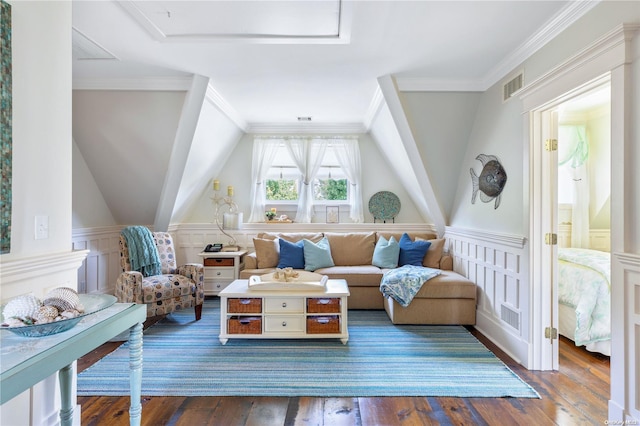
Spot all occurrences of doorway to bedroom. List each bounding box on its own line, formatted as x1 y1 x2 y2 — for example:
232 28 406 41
553 80 612 371
530 73 613 370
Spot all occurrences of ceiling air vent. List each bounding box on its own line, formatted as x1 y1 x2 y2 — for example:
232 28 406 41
503 71 523 102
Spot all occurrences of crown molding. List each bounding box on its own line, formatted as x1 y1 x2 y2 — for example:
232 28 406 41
481 0 600 91
205 84 248 132
72 76 193 91
518 24 639 103
363 85 384 131
395 78 484 92
394 1 599 93
246 122 366 134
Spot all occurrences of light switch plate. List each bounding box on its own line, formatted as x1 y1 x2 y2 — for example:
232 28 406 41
35 215 49 240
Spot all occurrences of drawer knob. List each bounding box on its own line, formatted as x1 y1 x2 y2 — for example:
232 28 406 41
282 321 287 327
282 302 287 308
216 272 222 276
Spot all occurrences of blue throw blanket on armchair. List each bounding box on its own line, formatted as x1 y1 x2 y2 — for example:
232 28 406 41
121 226 162 277
380 265 442 307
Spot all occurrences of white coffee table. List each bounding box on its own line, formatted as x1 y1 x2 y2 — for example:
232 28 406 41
218 279 349 345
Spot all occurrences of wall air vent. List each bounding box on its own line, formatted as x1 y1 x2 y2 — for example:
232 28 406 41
503 71 523 102
500 303 521 331
72 28 117 60
297 117 312 122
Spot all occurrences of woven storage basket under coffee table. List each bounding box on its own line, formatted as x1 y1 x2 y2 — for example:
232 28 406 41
218 279 350 345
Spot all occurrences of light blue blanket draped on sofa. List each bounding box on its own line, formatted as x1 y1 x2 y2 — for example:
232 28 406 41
380 265 442 307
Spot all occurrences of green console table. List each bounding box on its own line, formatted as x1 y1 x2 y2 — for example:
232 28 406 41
1 302 146 426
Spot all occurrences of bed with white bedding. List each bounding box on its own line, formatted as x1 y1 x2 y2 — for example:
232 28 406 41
557 247 611 356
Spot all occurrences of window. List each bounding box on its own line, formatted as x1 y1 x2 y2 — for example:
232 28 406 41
265 143 350 204
248 136 363 223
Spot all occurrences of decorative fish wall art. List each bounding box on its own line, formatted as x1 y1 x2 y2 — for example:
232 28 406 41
470 154 507 209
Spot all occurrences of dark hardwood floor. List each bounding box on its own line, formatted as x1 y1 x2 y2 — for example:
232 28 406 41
78 316 610 426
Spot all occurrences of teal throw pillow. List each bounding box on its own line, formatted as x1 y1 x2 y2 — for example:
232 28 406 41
398 233 431 266
277 239 305 269
372 236 400 269
303 237 335 271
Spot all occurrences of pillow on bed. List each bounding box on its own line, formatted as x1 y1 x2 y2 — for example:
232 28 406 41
399 233 431 267
372 236 400 269
277 238 305 269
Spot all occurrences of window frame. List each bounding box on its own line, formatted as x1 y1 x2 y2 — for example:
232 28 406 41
264 143 351 206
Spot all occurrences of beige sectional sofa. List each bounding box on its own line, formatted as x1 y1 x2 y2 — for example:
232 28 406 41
239 231 477 325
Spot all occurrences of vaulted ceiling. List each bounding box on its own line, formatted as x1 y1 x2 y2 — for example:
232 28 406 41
72 1 588 128
70 1 598 229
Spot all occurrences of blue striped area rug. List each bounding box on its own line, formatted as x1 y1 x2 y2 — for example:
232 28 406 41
77 299 539 398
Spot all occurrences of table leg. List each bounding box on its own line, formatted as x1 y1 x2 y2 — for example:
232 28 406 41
58 363 73 426
128 322 143 426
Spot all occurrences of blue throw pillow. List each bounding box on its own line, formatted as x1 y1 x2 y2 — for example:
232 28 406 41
398 233 431 266
277 239 305 269
372 236 400 269
303 237 335 271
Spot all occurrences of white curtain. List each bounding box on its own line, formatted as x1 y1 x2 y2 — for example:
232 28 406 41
248 138 281 222
332 138 364 222
285 138 328 223
559 125 590 248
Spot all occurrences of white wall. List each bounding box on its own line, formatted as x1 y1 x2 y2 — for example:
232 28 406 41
169 89 245 225
72 90 186 226
448 81 525 235
413 1 638 420
5 1 72 258
182 132 425 224
1 2 86 425
72 139 116 228
587 108 611 229
399 91 482 221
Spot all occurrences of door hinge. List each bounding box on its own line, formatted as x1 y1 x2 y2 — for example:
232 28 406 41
545 327 558 340
545 233 557 245
545 139 558 151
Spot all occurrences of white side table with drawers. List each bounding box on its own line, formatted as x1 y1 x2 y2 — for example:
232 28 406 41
198 250 247 296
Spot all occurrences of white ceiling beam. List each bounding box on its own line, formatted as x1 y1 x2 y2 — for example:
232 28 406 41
376 74 446 236
154 74 209 231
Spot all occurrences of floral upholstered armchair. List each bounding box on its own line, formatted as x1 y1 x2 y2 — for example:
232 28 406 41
116 231 205 320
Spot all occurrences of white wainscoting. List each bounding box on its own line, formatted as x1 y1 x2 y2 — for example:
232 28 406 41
0 249 88 426
72 223 438 295
445 226 530 365
557 225 611 251
614 252 640 422
72 226 123 295
173 222 438 265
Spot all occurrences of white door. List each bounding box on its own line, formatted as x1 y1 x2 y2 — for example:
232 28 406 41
532 108 560 370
